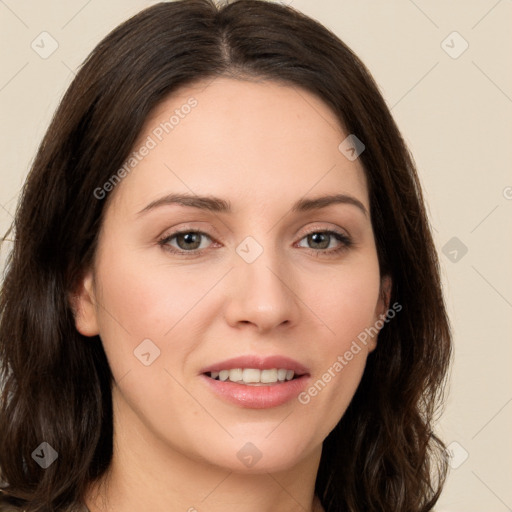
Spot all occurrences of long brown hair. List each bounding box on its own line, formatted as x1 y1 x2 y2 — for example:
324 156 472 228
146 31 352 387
0 1 452 510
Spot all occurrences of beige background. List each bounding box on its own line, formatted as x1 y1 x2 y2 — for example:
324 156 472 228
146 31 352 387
1 1 511 510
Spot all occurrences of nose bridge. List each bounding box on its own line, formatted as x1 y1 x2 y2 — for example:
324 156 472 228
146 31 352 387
225 234 299 331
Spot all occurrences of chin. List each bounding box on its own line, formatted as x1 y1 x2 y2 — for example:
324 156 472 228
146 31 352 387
190 432 320 475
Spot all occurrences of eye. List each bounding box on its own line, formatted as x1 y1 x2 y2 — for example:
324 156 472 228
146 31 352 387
159 231 213 253
297 230 352 254
158 228 352 257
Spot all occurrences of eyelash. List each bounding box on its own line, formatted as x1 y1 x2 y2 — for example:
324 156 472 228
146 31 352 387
157 227 353 258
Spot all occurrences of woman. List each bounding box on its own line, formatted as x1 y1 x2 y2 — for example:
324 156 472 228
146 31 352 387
0 1 452 511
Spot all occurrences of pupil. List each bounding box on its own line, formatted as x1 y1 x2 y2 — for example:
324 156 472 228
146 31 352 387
178 232 201 250
309 232 329 249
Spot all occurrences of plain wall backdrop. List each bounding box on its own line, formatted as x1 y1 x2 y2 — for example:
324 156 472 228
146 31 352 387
1 1 511 510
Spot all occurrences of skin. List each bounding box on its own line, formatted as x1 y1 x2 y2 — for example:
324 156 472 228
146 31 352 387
74 77 391 512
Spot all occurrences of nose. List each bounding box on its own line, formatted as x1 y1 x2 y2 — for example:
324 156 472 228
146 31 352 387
223 249 301 334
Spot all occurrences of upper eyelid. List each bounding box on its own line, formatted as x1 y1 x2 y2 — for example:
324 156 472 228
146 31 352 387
158 222 219 240
161 220 350 238
300 224 349 237
161 225 348 238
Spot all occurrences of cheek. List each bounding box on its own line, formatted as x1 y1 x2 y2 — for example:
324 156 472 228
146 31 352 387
91 250 172 366
306 255 382 348
295 256 381 428
91 250 209 424
92 243 230 380
96 236 211 330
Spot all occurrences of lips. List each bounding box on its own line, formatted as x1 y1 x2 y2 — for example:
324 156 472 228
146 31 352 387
200 355 310 409
200 355 309 376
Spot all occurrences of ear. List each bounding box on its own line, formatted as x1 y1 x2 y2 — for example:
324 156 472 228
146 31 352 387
368 274 392 353
69 269 100 337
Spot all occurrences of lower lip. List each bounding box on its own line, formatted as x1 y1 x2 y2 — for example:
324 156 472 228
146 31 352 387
201 374 309 409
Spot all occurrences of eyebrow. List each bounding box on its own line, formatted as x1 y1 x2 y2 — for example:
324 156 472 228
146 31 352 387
137 192 368 217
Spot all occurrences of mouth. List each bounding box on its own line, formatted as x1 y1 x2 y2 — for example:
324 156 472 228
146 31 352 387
200 355 310 408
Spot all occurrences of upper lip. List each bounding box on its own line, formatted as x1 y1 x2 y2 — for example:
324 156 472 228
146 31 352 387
200 355 310 376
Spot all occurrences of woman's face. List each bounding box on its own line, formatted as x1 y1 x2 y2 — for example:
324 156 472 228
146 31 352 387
75 77 390 473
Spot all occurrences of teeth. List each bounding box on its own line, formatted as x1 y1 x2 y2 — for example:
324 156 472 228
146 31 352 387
229 368 243 382
261 369 278 383
242 368 260 383
209 368 296 384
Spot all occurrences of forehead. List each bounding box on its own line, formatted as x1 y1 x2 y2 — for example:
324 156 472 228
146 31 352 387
108 77 369 216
